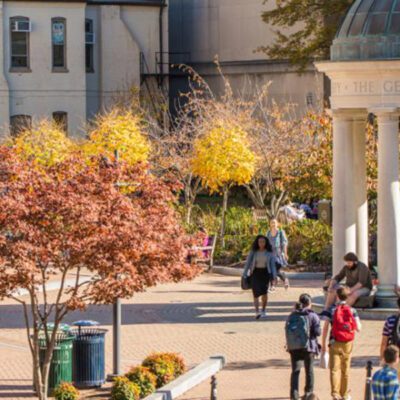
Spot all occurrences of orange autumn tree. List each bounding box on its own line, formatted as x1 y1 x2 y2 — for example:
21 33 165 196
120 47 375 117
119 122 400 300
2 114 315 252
284 110 333 201
244 100 310 217
284 111 378 204
0 148 198 400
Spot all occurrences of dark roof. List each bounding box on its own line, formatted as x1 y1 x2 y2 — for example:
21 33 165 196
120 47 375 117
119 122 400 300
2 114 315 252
331 0 400 61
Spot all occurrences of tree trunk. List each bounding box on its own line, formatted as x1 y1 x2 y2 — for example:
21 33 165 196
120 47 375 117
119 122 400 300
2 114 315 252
185 200 193 225
220 187 229 248
32 324 57 400
184 176 200 226
31 329 47 400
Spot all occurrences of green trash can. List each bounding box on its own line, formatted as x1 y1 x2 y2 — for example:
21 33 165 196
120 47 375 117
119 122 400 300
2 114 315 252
38 326 74 394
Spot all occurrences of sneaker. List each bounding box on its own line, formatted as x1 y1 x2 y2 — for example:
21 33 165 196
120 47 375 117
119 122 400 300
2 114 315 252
261 310 267 318
255 313 261 320
284 278 290 290
269 286 276 293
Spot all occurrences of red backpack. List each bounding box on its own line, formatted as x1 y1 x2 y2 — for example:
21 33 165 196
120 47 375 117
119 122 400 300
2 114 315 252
332 304 357 342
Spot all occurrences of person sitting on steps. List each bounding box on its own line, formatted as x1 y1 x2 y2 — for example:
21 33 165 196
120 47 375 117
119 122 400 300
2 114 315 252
324 252 372 310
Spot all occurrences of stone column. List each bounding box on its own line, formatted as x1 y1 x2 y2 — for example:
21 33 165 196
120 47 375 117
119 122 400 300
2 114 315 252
353 114 368 265
375 109 400 305
332 111 356 275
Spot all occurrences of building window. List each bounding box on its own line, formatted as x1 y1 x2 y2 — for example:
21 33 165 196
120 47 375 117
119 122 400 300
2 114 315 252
10 17 30 71
10 115 31 137
52 18 67 71
52 111 68 133
85 19 94 73
306 92 314 107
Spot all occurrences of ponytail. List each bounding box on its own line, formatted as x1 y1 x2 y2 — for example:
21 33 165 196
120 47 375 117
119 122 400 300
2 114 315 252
296 293 312 310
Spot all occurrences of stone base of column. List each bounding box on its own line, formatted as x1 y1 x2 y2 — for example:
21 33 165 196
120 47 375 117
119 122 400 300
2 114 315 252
377 284 398 307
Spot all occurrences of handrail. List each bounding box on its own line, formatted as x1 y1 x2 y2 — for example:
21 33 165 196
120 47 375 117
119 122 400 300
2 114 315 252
144 355 226 400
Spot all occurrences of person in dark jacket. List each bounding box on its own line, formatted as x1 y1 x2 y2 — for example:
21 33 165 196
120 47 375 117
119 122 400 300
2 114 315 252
242 235 276 320
288 294 321 400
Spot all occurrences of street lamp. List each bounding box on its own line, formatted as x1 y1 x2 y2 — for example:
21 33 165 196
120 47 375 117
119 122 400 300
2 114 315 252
107 150 122 380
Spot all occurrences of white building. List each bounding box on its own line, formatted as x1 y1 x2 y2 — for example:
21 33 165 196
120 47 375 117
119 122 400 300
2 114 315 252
0 0 168 136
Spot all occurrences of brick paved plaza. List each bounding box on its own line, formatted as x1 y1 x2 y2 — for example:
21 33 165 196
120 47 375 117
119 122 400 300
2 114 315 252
0 273 384 399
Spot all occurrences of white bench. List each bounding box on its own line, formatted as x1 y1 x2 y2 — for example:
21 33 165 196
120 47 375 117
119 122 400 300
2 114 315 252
193 235 217 271
144 355 226 400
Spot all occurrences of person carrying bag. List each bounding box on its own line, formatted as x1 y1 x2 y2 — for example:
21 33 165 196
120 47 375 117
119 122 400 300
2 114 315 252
285 294 321 400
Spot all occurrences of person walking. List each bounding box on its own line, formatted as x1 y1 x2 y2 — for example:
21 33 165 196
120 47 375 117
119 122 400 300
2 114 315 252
267 218 289 291
285 294 321 400
242 235 276 320
321 286 362 400
372 345 400 400
380 298 400 364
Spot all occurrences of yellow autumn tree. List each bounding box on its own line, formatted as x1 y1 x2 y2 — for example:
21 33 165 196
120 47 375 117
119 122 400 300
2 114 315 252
83 109 150 165
192 120 256 240
11 120 74 168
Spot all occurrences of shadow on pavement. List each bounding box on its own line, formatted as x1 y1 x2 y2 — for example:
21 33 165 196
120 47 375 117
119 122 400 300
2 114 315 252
0 384 34 399
225 358 290 371
0 300 292 329
351 355 380 368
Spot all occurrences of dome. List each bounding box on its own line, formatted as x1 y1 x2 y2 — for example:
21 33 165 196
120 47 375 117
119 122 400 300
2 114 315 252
331 0 400 61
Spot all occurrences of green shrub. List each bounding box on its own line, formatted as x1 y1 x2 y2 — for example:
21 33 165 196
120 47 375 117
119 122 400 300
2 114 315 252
214 234 254 264
53 382 79 400
224 207 254 235
185 205 265 236
285 219 332 265
142 352 185 388
111 377 140 400
125 366 157 398
199 206 221 234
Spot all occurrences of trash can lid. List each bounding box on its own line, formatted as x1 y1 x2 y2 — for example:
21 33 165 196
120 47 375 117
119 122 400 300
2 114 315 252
41 323 70 332
72 320 99 327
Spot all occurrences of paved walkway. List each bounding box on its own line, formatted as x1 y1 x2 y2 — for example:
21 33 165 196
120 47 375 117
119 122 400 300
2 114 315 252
0 273 383 399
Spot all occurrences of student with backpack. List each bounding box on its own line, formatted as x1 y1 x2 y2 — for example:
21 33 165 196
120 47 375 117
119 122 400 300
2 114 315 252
285 293 321 400
321 286 362 400
380 298 400 365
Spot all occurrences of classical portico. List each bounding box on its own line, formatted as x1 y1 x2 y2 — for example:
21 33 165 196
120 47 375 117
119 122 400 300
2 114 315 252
316 0 400 306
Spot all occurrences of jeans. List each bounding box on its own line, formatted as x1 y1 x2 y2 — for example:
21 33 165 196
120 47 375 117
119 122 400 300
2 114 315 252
289 349 314 400
329 340 353 399
276 262 287 282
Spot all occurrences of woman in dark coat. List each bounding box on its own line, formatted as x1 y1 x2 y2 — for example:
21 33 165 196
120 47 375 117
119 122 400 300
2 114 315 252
243 235 276 319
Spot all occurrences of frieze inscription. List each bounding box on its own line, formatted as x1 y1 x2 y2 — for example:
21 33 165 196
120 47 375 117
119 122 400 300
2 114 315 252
332 80 400 96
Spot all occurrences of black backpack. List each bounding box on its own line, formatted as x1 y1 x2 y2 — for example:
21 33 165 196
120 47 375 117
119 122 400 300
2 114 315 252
390 315 400 346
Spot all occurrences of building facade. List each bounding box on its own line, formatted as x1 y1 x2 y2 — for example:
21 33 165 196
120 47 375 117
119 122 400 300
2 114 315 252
0 0 168 136
169 0 326 112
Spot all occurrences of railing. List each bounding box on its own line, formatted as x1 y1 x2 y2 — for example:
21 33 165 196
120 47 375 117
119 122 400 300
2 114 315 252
155 51 191 72
364 361 373 400
144 355 226 400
